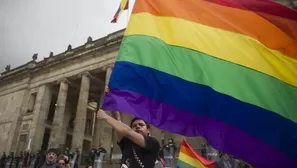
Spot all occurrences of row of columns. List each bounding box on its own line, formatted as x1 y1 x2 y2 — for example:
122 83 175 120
28 65 112 154
47 66 113 153
46 72 90 152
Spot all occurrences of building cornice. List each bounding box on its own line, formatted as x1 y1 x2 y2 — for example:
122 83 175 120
0 28 125 84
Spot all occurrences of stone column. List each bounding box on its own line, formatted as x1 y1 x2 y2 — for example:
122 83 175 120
71 72 90 153
101 66 113 155
7 89 28 153
92 91 105 148
30 84 52 152
48 78 69 148
92 66 113 155
61 102 72 149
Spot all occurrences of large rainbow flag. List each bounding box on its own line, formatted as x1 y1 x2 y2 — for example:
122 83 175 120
103 0 297 167
178 140 215 168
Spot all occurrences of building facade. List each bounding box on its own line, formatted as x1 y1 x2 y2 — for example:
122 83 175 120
0 29 193 164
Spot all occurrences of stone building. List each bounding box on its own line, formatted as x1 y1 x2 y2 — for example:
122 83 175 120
0 29 192 164
0 0 295 165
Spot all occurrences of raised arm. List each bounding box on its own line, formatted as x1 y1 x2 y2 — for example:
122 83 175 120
97 109 146 148
104 86 125 142
110 111 124 142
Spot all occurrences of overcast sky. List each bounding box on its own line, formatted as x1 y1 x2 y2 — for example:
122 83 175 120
0 0 134 73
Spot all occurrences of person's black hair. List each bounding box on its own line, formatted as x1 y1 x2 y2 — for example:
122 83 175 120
130 117 151 129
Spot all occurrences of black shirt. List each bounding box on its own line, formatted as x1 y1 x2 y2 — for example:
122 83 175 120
118 136 160 168
39 162 61 168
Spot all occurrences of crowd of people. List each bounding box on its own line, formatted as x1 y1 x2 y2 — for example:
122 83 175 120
36 148 70 168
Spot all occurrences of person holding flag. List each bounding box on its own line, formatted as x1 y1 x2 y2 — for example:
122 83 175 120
96 87 160 168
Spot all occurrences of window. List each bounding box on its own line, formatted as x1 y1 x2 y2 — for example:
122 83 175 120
17 134 28 154
21 124 29 131
27 93 37 113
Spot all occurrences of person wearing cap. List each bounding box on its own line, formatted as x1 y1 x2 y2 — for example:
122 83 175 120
38 148 61 168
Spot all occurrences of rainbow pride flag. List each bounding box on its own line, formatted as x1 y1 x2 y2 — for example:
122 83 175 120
111 0 129 23
178 140 215 168
103 0 297 167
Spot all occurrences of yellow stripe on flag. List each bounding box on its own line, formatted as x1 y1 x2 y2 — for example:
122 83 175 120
125 12 297 87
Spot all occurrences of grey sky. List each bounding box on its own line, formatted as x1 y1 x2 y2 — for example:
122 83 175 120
0 0 134 73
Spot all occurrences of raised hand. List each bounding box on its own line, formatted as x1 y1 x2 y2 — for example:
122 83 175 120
105 85 110 94
96 109 109 120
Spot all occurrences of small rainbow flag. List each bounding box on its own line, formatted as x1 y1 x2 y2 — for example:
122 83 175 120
111 0 129 23
103 0 297 167
178 140 215 168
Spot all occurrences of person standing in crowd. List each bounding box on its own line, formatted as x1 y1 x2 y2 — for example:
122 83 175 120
97 86 160 168
0 152 6 168
154 157 164 168
156 148 165 168
38 148 61 168
201 141 207 158
57 155 70 168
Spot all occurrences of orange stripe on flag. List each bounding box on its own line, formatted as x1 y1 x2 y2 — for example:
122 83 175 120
132 0 297 60
180 145 199 160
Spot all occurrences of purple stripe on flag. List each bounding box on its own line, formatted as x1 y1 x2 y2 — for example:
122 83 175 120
102 89 297 168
